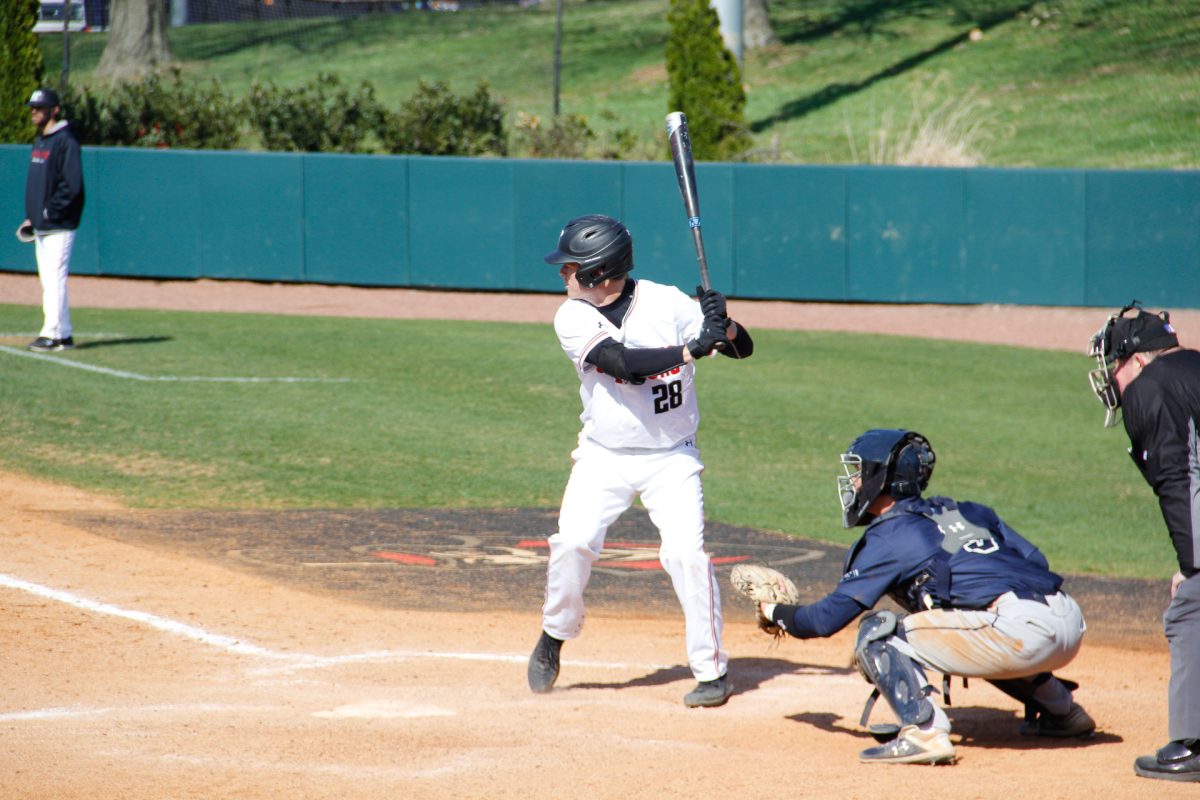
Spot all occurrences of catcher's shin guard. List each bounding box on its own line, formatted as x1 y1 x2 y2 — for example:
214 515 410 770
854 611 935 728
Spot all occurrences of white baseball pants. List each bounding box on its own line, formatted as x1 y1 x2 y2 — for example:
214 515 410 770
541 437 727 682
34 229 75 340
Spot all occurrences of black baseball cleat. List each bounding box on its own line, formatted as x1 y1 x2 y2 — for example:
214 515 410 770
1019 702 1096 738
1134 740 1200 782
527 630 562 694
683 674 733 708
27 336 74 352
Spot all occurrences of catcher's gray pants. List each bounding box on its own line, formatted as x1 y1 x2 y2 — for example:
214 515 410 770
1167 572 1200 742
893 591 1086 715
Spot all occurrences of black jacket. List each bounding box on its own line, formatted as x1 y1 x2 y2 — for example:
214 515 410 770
25 121 85 231
1122 348 1200 576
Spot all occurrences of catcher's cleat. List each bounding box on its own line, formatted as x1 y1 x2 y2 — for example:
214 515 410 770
683 674 733 708
527 631 562 694
1134 740 1200 782
1019 702 1096 739
859 725 956 765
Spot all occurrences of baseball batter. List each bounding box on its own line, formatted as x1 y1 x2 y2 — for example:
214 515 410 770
759 429 1094 763
526 214 754 708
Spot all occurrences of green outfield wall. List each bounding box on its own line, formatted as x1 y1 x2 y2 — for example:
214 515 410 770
1 145 1196 308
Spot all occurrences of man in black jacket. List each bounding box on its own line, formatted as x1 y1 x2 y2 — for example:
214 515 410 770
22 88 85 353
1088 301 1200 782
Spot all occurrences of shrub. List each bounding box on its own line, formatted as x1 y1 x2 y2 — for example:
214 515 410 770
0 0 44 143
513 112 594 159
245 73 382 153
664 0 752 161
64 70 242 149
377 79 506 157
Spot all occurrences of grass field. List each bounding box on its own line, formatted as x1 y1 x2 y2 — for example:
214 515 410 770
0 302 1174 580
38 0 1200 167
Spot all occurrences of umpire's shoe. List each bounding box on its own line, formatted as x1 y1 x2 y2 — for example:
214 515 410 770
527 631 563 693
1019 702 1096 738
683 674 733 708
1134 740 1200 782
859 725 957 765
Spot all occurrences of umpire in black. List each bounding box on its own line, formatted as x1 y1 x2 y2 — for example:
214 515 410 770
1088 301 1200 782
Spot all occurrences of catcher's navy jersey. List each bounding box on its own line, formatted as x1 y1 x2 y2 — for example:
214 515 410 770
835 496 1063 615
781 496 1064 638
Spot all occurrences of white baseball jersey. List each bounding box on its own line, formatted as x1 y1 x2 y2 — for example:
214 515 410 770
554 279 704 450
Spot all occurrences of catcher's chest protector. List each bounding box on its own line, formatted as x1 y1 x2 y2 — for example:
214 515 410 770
911 505 1001 610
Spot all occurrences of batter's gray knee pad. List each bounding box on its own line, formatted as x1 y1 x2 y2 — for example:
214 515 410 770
854 610 934 728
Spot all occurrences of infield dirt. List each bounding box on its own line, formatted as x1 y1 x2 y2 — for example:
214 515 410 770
0 273 1192 799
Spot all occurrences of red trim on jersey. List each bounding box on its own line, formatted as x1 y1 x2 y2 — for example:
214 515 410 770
577 328 611 371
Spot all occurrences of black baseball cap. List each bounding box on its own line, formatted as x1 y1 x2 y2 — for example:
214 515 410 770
26 88 60 109
1098 301 1178 364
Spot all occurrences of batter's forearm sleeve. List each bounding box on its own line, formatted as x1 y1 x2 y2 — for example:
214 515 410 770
586 339 685 381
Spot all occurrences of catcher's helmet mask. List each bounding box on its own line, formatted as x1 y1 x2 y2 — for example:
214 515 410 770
544 214 634 289
838 429 936 528
1087 300 1178 427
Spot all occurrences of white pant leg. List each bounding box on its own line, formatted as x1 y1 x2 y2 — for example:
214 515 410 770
34 230 74 340
541 442 635 641
637 445 726 682
900 592 1086 680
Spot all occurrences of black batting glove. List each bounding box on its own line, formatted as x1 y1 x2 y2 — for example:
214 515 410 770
696 286 728 321
687 315 729 359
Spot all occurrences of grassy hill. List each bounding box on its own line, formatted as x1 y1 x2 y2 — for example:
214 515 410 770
40 0 1200 167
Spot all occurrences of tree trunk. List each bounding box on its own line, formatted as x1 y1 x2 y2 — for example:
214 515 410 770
95 0 173 81
743 0 777 49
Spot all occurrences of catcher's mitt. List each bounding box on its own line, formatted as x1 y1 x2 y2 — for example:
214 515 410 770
730 563 801 640
15 222 34 244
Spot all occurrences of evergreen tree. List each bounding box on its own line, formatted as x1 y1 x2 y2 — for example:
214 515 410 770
665 0 751 161
0 0 44 143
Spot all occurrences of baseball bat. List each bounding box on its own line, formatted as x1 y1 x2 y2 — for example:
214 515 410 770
665 111 712 292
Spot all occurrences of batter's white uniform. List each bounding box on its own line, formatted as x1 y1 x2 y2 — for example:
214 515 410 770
541 278 727 682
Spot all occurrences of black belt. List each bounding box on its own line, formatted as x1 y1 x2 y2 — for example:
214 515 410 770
1011 589 1052 605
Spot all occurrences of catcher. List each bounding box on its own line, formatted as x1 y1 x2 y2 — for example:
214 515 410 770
732 429 1094 765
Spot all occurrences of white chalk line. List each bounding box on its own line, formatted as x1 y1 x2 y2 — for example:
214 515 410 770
0 572 672 677
0 331 129 339
0 345 353 383
146 750 478 780
0 703 278 722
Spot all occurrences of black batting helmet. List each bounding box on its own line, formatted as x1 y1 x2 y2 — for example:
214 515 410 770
837 429 936 528
544 214 634 289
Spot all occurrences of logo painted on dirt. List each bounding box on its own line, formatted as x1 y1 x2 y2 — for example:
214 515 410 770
230 534 827 577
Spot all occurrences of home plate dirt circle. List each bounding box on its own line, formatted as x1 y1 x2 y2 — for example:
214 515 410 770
62 505 1165 646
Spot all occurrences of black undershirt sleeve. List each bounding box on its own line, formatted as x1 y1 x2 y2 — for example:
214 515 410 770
586 339 684 381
